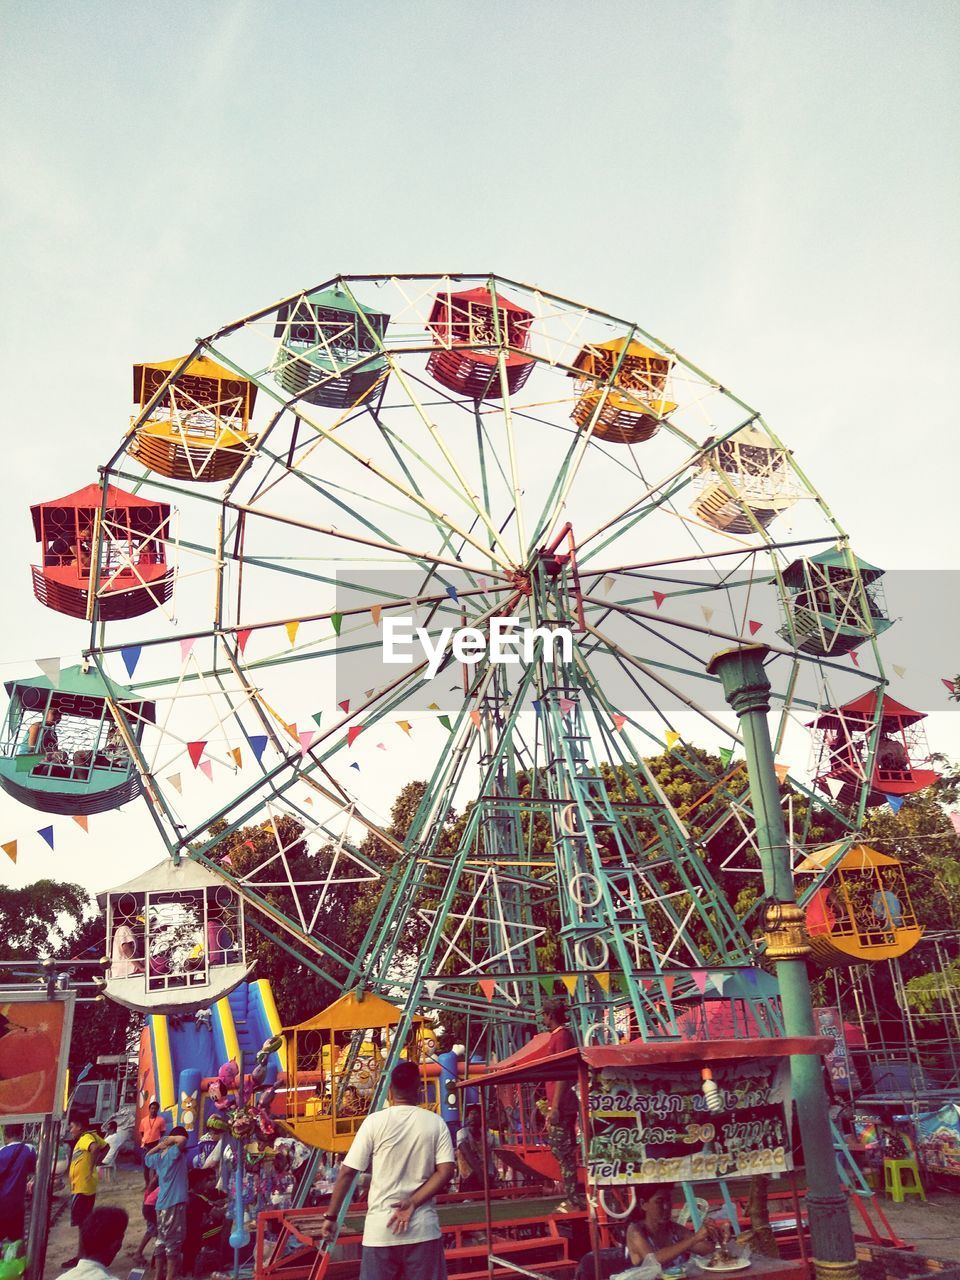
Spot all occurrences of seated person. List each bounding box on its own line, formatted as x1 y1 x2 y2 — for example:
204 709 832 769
575 1185 723 1279
456 1104 498 1193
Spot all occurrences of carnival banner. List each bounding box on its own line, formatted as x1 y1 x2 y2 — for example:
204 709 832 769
587 1056 793 1184
0 990 75 1123
914 1104 960 1178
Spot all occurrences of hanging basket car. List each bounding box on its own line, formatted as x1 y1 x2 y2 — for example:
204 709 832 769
798 843 924 966
778 548 892 656
810 692 940 807
127 354 258 483
30 483 173 620
0 664 153 815
426 287 534 400
99 859 253 1015
280 990 427 1152
272 287 390 409
569 338 675 445
691 426 799 533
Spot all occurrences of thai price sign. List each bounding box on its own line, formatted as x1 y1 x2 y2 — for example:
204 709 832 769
587 1056 793 1185
814 1006 852 1095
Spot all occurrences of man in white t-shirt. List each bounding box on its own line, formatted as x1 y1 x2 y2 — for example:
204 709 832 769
317 1061 455 1279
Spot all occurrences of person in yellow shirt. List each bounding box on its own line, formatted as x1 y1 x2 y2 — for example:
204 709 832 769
63 1115 108 1270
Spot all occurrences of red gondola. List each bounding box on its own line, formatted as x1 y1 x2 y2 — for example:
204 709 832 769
811 692 940 807
426 287 534 400
30 483 173 620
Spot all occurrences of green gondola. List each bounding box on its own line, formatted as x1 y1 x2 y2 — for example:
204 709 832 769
0 664 154 815
778 547 892 656
272 287 390 409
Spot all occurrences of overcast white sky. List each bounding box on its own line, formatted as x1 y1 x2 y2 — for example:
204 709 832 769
0 1 957 894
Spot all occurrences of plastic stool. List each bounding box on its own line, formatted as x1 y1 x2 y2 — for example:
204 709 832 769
883 1157 926 1203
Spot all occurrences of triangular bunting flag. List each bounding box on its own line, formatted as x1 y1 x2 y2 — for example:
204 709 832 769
438 715 453 732
892 664 906 678
652 590 666 609
708 973 726 994
532 700 542 717
824 776 845 799
613 714 627 731
338 699 350 714
427 702 440 711
250 736 268 764
221 853 233 868
595 972 611 993
662 975 676 997
747 620 762 636
559 975 578 996
396 720 412 735
303 795 313 805
179 637 195 662
346 725 364 747
949 812 960 837
72 815 89 833
370 605 382 626
285 621 300 646
376 742 386 750
884 793 905 813
364 689 375 699
331 613 343 636
37 825 54 850
312 711 323 728
350 761 360 771
299 731 316 755
446 584 459 602
199 760 213 781
228 747 242 768
121 646 142 678
942 678 956 693
718 746 734 768
692 971 709 995
559 697 575 715
166 773 182 793
478 979 495 1001
424 980 439 999
1 840 16 864
285 722 298 739
602 575 615 597
850 651 860 668
538 976 555 996
774 763 790 783
665 730 680 749
237 628 252 654
187 741 207 768
36 657 60 686
469 710 482 728
701 606 714 623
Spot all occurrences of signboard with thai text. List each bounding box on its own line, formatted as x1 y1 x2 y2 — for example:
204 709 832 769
587 1056 793 1184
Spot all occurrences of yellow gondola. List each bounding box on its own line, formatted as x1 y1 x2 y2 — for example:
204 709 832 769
280 990 426 1152
569 338 675 445
797 843 924 967
128 355 257 482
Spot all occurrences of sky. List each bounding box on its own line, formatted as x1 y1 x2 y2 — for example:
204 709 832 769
0 0 958 896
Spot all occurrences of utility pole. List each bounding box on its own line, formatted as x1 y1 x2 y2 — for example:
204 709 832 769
707 644 857 1280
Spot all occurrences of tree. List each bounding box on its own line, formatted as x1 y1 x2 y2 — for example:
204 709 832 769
0 880 89 960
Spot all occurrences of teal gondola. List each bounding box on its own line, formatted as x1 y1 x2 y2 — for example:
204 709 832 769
778 547 892 656
272 287 390 409
0 665 154 815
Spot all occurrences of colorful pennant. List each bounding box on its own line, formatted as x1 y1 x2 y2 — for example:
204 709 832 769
774 763 790 783
285 621 300 646
346 725 364 747
370 605 382 626
338 699 350 714
299 731 316 756
652 590 666 609
179 637 196 662
446 584 459 602
72 815 89 833
166 773 182 794
250 736 268 764
237 629 252 654
884 794 904 813
396 720 412 735
198 760 213 781
228 747 242 768
612 714 627 731
121 646 142 678
36 657 61 686
187 741 207 768
2 840 16 864
949 812 960 837
331 613 343 636
718 746 734 769
747 620 762 636
665 730 680 749
37 825 54 850
469 710 482 729
438 715 453 732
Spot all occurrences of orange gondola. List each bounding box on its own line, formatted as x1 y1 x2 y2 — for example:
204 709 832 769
569 338 675 445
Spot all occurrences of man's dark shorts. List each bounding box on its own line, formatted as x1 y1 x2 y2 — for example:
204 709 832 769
359 1237 447 1280
70 1194 95 1227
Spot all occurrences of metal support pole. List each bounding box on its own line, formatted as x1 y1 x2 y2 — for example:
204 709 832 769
706 645 858 1280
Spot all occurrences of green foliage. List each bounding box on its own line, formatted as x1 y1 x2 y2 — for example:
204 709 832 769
0 880 89 960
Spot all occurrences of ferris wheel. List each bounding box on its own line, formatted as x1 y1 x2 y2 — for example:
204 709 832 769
0 273 937 1047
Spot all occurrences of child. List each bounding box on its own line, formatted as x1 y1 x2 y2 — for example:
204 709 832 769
132 1171 160 1265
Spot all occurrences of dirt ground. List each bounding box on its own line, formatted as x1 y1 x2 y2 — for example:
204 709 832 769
36 1164 960 1278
